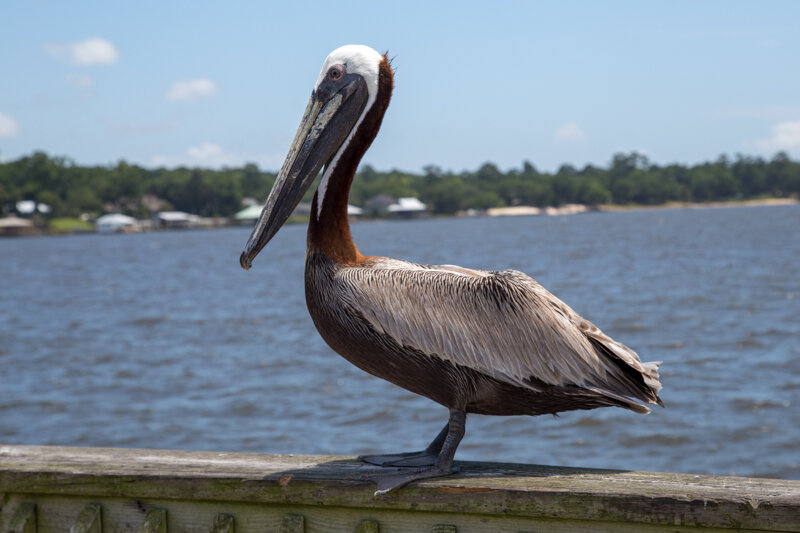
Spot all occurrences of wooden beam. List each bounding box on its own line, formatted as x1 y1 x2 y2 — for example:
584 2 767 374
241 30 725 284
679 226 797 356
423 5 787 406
279 514 304 533
70 504 101 533
354 519 379 533
1 445 799 532
6 502 36 533
210 513 234 533
139 509 166 533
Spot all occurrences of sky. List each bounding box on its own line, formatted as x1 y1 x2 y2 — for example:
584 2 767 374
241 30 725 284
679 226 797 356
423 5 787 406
1 0 800 174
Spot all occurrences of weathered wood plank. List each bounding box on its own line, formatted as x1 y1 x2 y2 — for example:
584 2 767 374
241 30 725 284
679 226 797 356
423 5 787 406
0 494 774 533
5 502 36 533
70 504 101 533
1 445 799 532
354 518 379 533
210 513 233 533
139 508 166 533
279 513 304 533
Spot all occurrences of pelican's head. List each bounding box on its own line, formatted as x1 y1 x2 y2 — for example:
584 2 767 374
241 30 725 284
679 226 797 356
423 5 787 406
240 45 385 270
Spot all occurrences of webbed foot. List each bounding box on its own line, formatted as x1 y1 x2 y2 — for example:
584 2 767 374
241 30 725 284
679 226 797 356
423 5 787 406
360 408 467 496
358 450 438 467
357 420 449 467
363 464 462 496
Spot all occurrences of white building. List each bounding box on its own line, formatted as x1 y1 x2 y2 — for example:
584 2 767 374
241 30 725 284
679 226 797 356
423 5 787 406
95 213 138 233
234 205 264 225
15 200 51 216
387 197 427 216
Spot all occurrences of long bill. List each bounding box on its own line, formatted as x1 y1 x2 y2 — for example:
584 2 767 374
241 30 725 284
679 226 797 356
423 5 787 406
239 76 368 270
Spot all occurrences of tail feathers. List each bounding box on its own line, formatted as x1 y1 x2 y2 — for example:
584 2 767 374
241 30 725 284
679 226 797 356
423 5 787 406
588 357 665 413
591 357 664 412
587 387 653 414
641 360 664 407
585 335 664 407
642 360 663 390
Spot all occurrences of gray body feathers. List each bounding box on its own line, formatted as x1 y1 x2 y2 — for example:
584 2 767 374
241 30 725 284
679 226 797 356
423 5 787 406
306 253 662 416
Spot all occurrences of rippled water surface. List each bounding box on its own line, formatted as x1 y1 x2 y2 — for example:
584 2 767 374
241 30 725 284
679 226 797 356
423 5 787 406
1 205 799 479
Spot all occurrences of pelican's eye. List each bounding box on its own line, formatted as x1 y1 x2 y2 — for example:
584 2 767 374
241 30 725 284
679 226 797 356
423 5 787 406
328 64 344 81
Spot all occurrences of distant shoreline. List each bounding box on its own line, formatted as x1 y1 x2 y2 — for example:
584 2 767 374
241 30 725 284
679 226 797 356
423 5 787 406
1 197 796 237
595 197 797 213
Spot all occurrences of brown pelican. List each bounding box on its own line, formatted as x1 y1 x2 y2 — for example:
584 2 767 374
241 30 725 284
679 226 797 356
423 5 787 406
240 45 663 495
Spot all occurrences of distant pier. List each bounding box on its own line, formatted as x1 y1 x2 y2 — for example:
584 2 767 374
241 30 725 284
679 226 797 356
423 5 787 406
1 445 798 532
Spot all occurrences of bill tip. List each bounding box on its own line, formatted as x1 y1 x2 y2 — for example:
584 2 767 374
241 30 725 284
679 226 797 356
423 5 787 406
239 252 252 271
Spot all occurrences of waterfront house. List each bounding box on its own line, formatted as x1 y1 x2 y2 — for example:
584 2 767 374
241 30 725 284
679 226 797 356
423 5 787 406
0 216 38 236
95 213 139 233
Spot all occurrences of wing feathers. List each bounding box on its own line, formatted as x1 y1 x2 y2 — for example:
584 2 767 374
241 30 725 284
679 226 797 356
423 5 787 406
336 258 662 410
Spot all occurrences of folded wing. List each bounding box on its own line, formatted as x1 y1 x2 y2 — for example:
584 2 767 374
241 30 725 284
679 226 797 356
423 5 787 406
335 259 662 412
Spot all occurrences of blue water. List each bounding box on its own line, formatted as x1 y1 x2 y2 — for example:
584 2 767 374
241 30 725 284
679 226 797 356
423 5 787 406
1 204 799 479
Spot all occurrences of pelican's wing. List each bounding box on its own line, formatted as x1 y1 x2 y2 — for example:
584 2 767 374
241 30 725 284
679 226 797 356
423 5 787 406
335 258 661 409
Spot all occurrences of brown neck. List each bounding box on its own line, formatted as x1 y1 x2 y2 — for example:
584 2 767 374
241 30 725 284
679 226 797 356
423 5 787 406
308 56 394 264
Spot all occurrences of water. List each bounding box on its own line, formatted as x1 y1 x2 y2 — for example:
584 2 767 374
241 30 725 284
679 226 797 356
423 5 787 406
1 205 799 479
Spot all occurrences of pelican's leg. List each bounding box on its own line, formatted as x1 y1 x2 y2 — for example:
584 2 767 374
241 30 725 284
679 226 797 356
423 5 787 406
358 422 449 467
366 408 466 496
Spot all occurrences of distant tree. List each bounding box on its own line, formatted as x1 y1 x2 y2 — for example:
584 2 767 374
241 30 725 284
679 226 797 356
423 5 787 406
766 152 797 196
733 155 766 197
1 149 798 220
521 160 538 176
556 163 577 177
104 161 145 201
424 177 468 214
467 190 505 209
66 186 103 214
553 168 579 205
476 162 503 183
422 165 443 180
241 163 268 199
609 152 650 180
36 190 64 215
579 179 611 205
518 179 554 206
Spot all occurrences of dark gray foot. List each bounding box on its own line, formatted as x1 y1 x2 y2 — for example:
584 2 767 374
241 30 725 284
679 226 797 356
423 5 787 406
365 464 462 495
358 421 449 467
358 450 438 467
363 408 466 496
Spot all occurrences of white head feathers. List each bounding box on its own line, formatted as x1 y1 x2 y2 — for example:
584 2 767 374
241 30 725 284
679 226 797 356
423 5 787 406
315 45 383 218
315 45 382 111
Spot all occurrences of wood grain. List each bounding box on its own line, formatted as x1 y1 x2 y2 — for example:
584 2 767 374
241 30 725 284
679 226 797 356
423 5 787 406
1 445 798 532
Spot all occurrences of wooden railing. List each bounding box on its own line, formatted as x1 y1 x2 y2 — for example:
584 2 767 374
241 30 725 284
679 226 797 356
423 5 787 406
1 445 798 532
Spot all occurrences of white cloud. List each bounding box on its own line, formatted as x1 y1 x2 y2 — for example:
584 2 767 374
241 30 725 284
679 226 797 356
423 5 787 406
554 121 586 142
0 112 20 138
165 79 218 101
152 142 284 169
45 37 119 66
187 142 224 162
753 121 800 155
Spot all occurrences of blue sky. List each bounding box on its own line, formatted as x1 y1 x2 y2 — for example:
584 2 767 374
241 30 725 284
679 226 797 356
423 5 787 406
1 1 799 173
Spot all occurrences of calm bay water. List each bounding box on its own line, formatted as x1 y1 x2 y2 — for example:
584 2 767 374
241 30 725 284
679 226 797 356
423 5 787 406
1 205 799 479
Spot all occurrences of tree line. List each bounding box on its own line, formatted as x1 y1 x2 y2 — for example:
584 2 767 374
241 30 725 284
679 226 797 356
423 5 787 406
1 150 798 219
